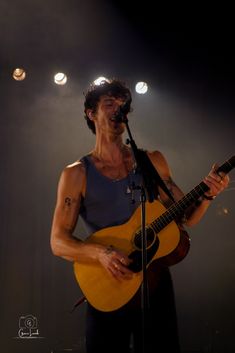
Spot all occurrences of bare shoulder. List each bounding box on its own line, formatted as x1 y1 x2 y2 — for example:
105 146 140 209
147 150 185 202
63 160 86 179
146 150 171 179
58 159 86 194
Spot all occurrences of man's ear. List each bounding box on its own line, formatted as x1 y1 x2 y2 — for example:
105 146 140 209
87 110 94 121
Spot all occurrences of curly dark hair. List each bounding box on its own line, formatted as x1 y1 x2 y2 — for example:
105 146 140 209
84 78 132 134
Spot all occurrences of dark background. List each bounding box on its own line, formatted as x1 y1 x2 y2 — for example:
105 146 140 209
0 1 235 352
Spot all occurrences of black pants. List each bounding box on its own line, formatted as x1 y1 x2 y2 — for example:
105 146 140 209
85 266 181 353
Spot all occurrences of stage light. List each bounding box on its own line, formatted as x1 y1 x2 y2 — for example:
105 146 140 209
54 72 67 85
135 81 148 94
12 68 26 81
93 76 109 85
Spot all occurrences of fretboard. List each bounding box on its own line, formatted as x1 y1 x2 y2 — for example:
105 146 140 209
150 155 235 233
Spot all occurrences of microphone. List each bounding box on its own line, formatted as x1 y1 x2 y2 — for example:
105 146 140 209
110 101 130 123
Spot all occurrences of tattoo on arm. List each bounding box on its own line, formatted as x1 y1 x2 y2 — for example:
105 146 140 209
63 196 79 231
65 197 72 207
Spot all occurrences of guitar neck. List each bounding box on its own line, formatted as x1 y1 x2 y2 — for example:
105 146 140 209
152 155 235 233
153 182 207 232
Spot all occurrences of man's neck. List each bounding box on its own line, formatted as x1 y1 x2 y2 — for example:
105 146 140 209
93 136 127 164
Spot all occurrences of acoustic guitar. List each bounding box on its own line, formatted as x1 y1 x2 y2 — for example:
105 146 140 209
74 156 235 312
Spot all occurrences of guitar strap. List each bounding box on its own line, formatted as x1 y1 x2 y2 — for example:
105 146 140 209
136 149 176 203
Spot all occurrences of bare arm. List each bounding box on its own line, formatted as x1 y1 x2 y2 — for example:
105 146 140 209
147 151 229 227
50 161 133 279
50 162 105 262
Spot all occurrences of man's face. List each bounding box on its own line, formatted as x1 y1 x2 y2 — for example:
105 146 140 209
93 95 126 136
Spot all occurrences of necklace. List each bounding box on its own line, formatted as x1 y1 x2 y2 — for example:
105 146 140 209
91 146 138 202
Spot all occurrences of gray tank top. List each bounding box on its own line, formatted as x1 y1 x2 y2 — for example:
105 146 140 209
79 155 142 238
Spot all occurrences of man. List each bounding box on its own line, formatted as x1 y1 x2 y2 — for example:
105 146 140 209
50 79 229 353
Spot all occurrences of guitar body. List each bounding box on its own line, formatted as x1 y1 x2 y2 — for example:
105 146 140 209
74 199 190 312
73 155 235 311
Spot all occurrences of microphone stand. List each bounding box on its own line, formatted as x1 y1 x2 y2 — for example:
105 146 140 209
122 114 155 353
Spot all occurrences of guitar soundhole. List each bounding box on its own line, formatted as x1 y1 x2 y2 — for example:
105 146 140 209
133 227 155 250
128 228 159 273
